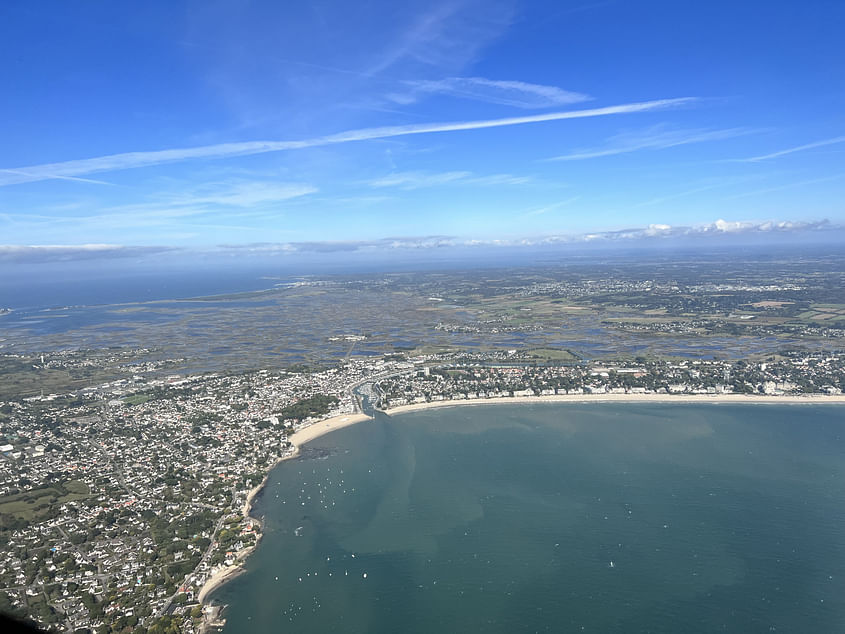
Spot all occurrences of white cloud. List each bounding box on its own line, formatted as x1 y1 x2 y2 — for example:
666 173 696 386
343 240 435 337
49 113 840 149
9 217 832 263
218 235 458 254
368 170 530 189
167 181 317 207
468 173 532 186
215 218 836 254
394 76 590 108
0 180 318 246
550 218 834 242
0 244 176 263
524 197 579 216
549 124 750 161
369 171 471 189
0 97 696 186
632 182 732 208
366 1 515 75
0 169 114 186
697 218 831 234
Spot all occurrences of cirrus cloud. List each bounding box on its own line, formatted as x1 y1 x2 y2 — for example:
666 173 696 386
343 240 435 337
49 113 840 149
391 76 591 108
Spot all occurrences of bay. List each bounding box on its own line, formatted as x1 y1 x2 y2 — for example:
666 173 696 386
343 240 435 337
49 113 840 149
214 403 845 633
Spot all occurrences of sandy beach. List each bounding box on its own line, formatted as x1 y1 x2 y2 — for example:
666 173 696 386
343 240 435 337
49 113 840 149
197 559 247 604
384 392 845 416
288 412 373 446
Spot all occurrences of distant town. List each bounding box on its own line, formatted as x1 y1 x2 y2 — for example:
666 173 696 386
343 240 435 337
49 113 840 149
1 345 844 632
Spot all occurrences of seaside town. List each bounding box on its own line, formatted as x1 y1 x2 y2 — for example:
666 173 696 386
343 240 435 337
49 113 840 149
1 347 845 632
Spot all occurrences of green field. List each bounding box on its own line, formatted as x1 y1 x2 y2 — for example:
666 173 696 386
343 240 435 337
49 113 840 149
523 348 579 362
123 393 153 405
0 480 90 523
797 303 845 323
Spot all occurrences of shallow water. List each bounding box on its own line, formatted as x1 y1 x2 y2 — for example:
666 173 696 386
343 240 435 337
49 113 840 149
216 403 845 633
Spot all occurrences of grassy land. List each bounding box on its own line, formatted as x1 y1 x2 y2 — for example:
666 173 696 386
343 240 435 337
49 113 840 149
412 344 464 356
123 393 153 406
471 297 596 323
797 303 845 322
0 480 90 523
523 348 580 362
0 355 143 400
0 368 82 400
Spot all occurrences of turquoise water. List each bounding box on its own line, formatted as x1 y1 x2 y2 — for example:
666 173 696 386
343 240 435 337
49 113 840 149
215 404 845 633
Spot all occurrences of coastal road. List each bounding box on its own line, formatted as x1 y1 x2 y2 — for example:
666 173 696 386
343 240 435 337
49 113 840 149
155 488 234 618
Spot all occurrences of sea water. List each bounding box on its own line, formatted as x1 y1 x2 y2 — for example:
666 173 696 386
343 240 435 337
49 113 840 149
215 403 845 633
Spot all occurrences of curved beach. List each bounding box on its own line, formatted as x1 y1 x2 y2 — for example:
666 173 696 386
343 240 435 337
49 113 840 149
197 563 246 605
196 393 845 614
196 413 372 607
205 396 845 634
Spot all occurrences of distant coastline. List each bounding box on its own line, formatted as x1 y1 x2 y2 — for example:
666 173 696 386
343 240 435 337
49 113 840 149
196 392 845 623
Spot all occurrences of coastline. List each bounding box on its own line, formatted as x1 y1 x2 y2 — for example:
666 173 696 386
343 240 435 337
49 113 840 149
288 412 373 447
383 392 845 416
195 393 845 623
196 412 372 612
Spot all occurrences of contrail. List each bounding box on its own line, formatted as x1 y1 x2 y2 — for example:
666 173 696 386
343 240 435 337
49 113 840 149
744 134 845 162
0 97 696 186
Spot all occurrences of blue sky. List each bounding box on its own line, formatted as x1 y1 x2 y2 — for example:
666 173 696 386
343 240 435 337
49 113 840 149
1 0 844 261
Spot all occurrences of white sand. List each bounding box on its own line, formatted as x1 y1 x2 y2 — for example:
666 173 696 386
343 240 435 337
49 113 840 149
288 413 373 446
385 392 845 416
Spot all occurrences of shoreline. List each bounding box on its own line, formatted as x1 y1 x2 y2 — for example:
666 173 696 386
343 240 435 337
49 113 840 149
384 392 845 416
195 392 844 623
196 412 372 612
